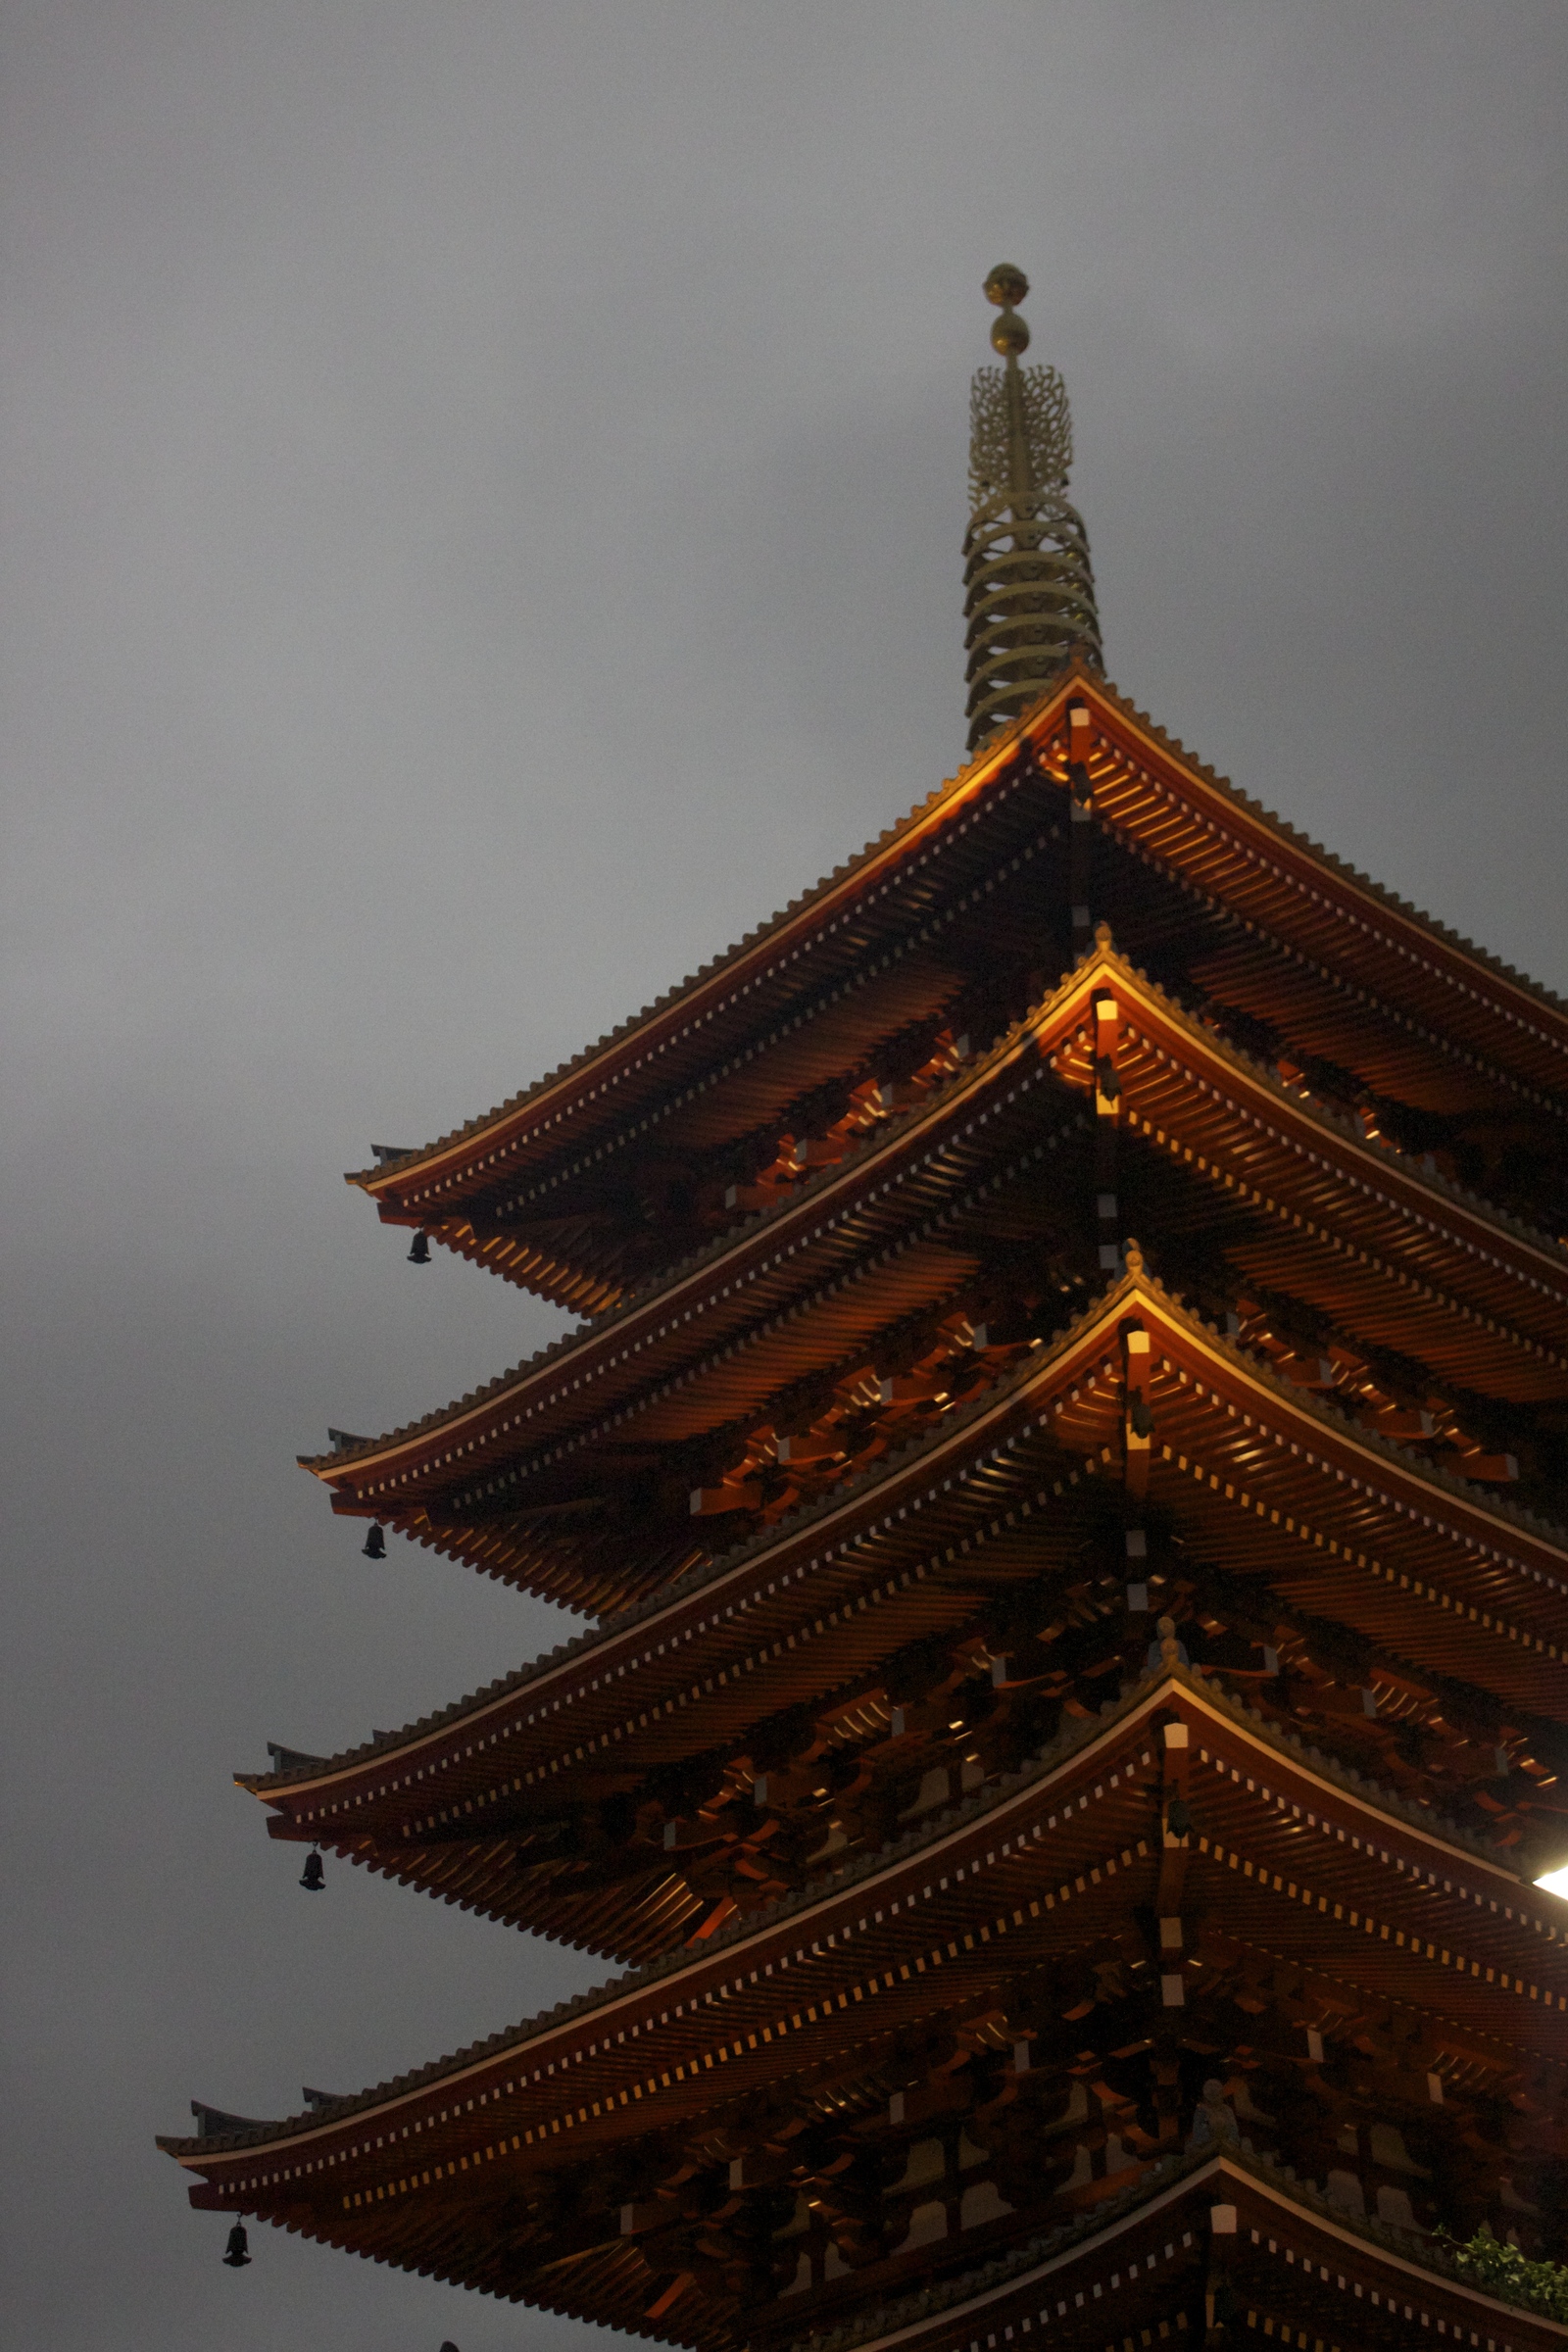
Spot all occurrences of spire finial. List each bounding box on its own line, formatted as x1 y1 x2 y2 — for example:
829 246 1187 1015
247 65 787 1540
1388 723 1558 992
984 263 1031 353
963 267 1102 752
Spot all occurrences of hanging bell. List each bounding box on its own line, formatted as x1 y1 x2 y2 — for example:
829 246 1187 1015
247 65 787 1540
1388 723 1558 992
362 1524 387 1560
300 1848 325 1892
1166 1794 1194 1840
222 2222 252 2267
408 1232 431 1264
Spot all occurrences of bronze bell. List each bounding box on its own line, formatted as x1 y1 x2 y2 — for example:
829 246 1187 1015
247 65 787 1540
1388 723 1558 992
222 2222 251 2267
408 1231 431 1264
362 1524 387 1560
300 1848 325 1892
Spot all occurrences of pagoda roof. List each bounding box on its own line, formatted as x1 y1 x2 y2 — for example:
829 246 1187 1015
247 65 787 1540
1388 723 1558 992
284 1260 1568 1783
354 666 1568 1302
252 1267 1568 1952
803 2144 1568 2352
167 1672 1568 2331
177 1670 1568 2146
305 940 1568 1613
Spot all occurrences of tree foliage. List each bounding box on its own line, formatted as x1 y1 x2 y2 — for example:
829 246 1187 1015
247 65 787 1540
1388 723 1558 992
1443 2227 1568 2323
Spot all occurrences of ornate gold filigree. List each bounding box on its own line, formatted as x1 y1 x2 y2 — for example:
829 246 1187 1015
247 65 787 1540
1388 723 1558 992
968 363 1072 505
963 267 1102 752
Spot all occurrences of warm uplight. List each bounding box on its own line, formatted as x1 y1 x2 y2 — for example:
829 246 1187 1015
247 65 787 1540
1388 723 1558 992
1537 1866 1568 1900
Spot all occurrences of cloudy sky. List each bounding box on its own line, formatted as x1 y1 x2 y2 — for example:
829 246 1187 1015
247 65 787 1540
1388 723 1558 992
3 4 1565 2345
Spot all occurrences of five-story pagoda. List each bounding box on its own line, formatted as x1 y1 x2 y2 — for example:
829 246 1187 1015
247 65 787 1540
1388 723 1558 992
162 270 1568 2350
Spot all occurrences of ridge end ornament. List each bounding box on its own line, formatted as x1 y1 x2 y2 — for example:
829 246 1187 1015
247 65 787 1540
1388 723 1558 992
963 265 1102 751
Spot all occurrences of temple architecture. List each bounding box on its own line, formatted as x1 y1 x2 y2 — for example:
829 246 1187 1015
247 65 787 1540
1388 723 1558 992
162 272 1568 2347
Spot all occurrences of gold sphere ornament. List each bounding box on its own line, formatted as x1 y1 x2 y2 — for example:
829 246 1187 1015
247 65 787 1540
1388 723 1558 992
983 263 1029 310
963 262 1102 749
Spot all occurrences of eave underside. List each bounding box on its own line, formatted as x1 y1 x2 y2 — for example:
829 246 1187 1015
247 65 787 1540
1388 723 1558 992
308 950 1568 1619
256 1263 1568 1953
357 675 1568 1310
173 1680 1568 2341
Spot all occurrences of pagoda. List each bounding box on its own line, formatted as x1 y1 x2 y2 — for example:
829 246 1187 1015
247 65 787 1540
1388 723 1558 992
163 269 1568 2349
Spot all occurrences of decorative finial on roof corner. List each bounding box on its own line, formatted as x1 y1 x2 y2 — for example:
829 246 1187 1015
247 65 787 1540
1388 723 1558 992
963 266 1102 755
1094 919 1113 951
1123 1238 1146 1276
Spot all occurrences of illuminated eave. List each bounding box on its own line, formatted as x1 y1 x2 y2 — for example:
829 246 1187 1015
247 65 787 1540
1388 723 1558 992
354 666 1568 1276
353 696 1061 1222
307 943 1568 1537
169 1676 1568 2330
255 1271 1568 1856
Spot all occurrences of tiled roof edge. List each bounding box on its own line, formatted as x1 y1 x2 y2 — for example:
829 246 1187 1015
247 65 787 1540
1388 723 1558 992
255 1260 1568 1794
350 666 1568 1194
252 1275 1125 1788
191 1657 1529 2155
1087 672 1568 1025
302 979 1072 1473
312 931 1567 1482
791 2137 1567 2352
344 706 1050 1183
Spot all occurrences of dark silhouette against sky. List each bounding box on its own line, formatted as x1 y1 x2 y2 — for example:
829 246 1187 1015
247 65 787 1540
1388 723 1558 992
4 6 1565 2346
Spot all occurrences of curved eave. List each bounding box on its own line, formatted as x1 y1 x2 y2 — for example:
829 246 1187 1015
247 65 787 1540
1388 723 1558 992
352 690 1063 1212
171 1676 1568 2202
252 1270 1568 1841
304 992 1047 1493
1077 672 1568 1096
833 2148 1568 2352
306 940 1568 1518
354 665 1568 1247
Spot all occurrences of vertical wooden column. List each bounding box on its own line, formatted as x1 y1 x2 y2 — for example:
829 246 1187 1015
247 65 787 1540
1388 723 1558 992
1067 700 1095 960
1156 1716 1192 1993
1121 1320 1152 1504
1121 1298 1153 1646
1092 989 1120 1270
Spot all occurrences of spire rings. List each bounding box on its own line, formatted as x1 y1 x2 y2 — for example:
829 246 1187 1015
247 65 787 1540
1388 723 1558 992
962 485 1102 748
963 268 1102 750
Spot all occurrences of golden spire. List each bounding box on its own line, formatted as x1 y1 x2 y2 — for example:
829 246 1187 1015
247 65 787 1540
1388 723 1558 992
962 265 1102 751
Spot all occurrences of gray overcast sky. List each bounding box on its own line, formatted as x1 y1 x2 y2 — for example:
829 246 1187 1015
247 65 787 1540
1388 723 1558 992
3 4 1565 2345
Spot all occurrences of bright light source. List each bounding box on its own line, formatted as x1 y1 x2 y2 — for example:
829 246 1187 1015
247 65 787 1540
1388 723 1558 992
1536 1865 1568 1899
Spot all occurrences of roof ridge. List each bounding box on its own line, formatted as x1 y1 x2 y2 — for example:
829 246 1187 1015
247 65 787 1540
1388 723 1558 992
256 1266 1568 1793
252 1284 1122 1787
1077 671 1568 1024
795 2133 1567 2352
348 707 1050 1182
187 1659 1529 2157
1182 1279 1568 1553
354 669 1568 1193
304 994 1058 1473
311 941 1565 1481
1089 939 1568 1261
